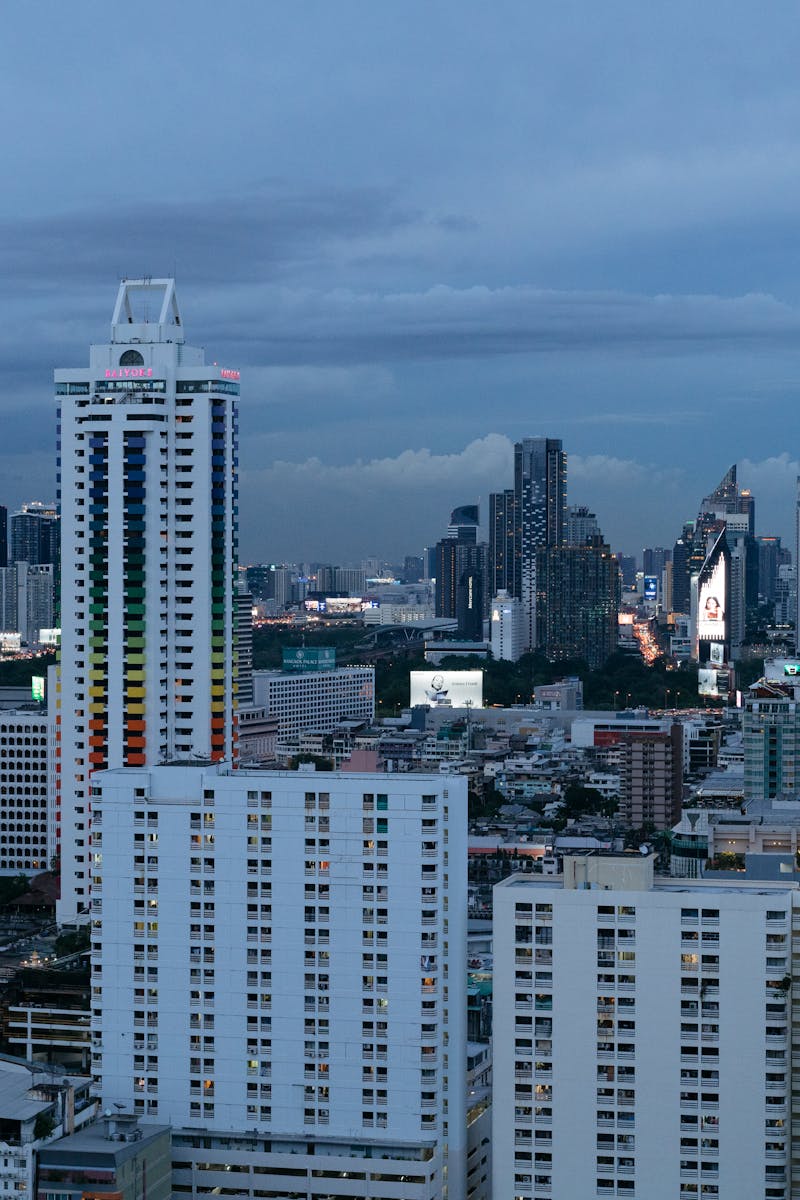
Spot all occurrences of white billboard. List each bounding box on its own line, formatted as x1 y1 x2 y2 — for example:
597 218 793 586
410 669 484 709
697 552 726 644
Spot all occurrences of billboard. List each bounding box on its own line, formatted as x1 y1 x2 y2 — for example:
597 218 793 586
643 575 658 601
697 535 727 646
410 670 484 709
31 676 45 703
698 667 730 699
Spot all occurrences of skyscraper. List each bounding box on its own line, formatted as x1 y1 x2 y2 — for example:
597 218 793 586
10 501 59 567
565 504 600 546
489 488 515 595
0 505 7 569
434 505 488 640
56 278 238 921
513 437 567 651
543 536 620 668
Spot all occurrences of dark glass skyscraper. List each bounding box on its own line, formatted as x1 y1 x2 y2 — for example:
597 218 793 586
489 489 515 595
543 535 620 668
0 505 6 569
513 437 567 650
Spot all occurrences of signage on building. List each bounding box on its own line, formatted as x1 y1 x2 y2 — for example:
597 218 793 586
410 669 484 709
282 647 336 673
643 576 658 601
31 676 45 703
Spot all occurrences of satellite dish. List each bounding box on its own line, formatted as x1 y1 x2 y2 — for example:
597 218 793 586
639 844 649 855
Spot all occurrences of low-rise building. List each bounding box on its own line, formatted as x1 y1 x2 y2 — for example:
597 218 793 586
252 666 375 736
37 1114 171 1200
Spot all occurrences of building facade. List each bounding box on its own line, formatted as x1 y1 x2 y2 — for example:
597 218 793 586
743 690 800 803
252 667 375 736
55 279 238 922
618 725 684 830
0 707 54 875
490 591 524 662
493 854 798 1200
543 537 619 669
513 438 567 652
90 765 467 1200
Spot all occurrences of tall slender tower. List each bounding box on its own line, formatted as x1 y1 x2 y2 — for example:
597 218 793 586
513 436 566 651
56 279 238 921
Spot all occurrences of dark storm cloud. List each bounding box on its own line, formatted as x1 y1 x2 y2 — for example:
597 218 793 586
3 1 800 557
0 185 420 288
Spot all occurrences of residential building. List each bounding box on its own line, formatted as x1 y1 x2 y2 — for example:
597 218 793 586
0 564 55 645
0 506 6 569
565 505 600 546
252 666 375 736
493 854 797 1200
0 707 54 875
513 438 567 652
543 537 620 669
743 685 800 803
618 725 683 829
9 502 59 568
335 567 367 594
55 278 238 922
489 489 515 596
490 591 524 662
235 583 255 708
90 764 467 1200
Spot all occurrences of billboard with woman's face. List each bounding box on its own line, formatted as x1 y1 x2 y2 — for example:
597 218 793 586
697 553 726 643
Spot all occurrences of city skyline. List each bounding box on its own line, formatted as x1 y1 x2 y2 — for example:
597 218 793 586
3 5 800 560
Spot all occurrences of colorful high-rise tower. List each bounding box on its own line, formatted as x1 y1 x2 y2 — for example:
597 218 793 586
55 279 238 921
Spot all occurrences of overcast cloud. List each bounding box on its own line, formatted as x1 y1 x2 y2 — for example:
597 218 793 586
3 1 800 561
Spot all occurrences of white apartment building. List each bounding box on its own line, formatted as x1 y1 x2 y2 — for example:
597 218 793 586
0 701 55 875
90 765 467 1200
493 854 798 1200
490 590 524 662
252 667 375 736
56 279 238 922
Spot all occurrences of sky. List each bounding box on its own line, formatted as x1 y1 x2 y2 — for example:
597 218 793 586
3 2 800 563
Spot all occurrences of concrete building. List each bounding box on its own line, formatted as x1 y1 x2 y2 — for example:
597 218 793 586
4 967 91 1072
55 278 238 922
9 503 59 569
565 505 600 546
619 725 684 830
0 708 54 876
0 1060 96 1200
252 666 375 736
235 584 255 708
0 564 55 645
743 686 800 803
490 591 524 662
533 678 583 712
90 765 467 1200
37 1114 171 1200
493 853 798 1200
